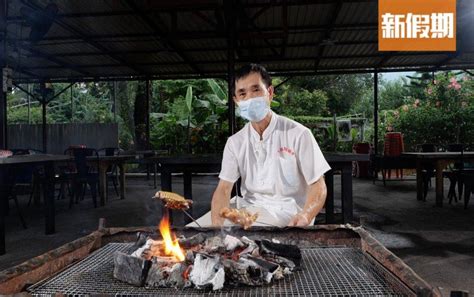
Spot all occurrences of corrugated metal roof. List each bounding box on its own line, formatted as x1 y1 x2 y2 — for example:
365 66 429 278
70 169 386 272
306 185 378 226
4 0 473 82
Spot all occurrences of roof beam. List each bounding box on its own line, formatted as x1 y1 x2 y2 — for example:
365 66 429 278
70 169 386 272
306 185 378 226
237 0 280 57
250 5 272 21
281 1 289 57
193 11 217 28
434 52 461 69
26 40 379 57
21 0 147 75
15 64 474 84
12 42 92 77
125 0 202 75
10 0 375 17
8 23 378 43
21 52 469 70
314 0 343 69
376 52 398 69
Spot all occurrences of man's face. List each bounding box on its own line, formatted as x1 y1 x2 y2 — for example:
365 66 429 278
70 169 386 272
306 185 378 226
233 72 274 104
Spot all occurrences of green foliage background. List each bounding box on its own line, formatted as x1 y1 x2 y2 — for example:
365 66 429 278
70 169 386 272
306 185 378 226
7 70 474 154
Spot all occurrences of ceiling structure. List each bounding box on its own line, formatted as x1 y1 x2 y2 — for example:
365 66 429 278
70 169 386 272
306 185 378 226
3 0 474 83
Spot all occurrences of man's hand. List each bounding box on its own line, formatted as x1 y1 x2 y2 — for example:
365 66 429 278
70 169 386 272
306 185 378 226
288 177 327 227
211 179 234 226
288 212 310 227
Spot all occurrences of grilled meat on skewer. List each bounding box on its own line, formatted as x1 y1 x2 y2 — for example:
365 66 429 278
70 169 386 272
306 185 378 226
219 207 259 230
155 191 193 210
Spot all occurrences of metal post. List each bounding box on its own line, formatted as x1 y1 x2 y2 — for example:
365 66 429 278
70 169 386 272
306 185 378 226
0 0 7 149
373 71 379 155
226 0 236 136
70 82 74 123
145 79 150 149
333 113 337 151
27 84 31 123
113 81 117 122
227 59 235 136
42 102 47 153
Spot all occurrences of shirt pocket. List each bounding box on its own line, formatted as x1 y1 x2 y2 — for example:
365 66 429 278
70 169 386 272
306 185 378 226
278 156 299 188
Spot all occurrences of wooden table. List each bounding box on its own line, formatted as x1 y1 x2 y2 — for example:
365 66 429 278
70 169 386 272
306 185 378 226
154 153 369 226
0 154 71 255
88 155 135 206
402 152 474 207
122 150 169 188
324 153 370 223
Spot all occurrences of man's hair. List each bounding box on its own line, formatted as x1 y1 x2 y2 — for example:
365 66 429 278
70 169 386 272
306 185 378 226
233 63 272 95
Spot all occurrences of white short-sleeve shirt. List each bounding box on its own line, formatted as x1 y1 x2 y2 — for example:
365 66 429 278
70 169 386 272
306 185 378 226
219 112 331 225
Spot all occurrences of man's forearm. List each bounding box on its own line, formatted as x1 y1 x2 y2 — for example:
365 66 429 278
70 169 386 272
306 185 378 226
301 177 327 221
211 186 231 226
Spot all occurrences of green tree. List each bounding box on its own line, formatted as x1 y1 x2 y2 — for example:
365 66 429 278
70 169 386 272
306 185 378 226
275 74 372 116
280 89 328 116
379 78 409 110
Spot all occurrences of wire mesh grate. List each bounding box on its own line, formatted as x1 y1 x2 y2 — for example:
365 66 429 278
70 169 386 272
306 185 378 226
28 242 414 296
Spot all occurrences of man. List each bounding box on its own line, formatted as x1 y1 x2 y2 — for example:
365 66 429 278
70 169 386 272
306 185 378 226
193 64 330 227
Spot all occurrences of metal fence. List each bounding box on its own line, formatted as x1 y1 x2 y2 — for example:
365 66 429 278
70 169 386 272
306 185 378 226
8 123 118 154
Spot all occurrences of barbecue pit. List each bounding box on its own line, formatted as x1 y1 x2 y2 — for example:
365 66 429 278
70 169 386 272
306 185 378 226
0 224 440 296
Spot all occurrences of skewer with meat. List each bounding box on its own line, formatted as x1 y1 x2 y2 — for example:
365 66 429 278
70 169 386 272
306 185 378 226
219 207 259 230
154 191 193 210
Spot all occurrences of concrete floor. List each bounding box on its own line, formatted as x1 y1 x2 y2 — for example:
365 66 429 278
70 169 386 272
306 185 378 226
1 174 473 296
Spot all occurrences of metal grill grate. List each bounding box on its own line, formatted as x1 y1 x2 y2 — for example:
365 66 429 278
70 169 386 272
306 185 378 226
28 243 414 296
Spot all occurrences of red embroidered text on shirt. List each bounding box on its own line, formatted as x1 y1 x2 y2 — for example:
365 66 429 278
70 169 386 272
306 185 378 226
278 147 295 155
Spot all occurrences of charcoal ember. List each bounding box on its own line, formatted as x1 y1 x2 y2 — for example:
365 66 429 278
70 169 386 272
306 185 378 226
244 256 279 273
243 255 281 283
132 239 163 260
133 232 149 249
145 262 167 287
185 250 195 264
167 263 189 288
146 262 189 288
239 236 259 256
179 233 207 248
270 255 296 272
256 239 302 267
222 258 265 286
113 251 152 286
142 241 165 260
131 238 153 258
189 253 225 290
223 235 244 251
204 236 225 253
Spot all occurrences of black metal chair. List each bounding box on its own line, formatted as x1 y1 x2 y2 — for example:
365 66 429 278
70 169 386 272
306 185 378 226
459 145 474 209
443 144 465 204
64 147 100 208
98 147 121 197
3 149 33 229
416 144 437 200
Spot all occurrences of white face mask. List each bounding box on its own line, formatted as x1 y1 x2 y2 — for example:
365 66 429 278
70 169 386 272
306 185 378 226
236 96 270 122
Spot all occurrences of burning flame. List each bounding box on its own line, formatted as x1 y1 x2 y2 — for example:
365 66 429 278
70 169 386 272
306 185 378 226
159 214 185 262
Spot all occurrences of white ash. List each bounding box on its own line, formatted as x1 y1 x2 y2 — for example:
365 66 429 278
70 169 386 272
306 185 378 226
239 236 259 256
204 236 225 253
223 235 244 251
131 238 154 258
189 253 225 291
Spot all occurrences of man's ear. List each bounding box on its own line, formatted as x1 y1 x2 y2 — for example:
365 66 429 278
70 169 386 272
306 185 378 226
267 85 274 101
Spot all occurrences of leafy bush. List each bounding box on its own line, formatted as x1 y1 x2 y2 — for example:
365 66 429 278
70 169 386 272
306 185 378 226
388 73 474 150
280 89 328 116
150 79 229 154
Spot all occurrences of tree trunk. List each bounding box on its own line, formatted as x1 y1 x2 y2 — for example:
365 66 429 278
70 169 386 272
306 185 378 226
134 81 148 150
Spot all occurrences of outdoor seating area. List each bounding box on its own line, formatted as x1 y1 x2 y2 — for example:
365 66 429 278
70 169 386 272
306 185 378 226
0 0 474 295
